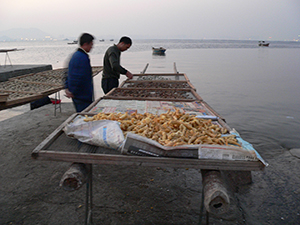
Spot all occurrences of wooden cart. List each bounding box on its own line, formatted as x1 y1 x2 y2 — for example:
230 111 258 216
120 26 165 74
32 96 266 224
0 66 102 110
32 71 267 224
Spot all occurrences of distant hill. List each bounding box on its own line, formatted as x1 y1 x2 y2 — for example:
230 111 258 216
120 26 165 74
0 35 14 42
0 28 53 41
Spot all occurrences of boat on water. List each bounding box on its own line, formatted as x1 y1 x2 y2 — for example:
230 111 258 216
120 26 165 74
258 41 269 47
68 40 78 45
99 39 105 42
152 47 166 55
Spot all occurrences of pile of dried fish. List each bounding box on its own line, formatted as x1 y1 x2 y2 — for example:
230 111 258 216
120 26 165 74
108 89 195 99
123 82 191 89
136 75 171 81
0 80 55 93
84 108 240 147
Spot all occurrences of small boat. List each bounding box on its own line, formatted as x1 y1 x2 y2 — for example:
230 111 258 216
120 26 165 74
110 39 114 41
152 47 166 55
68 40 78 45
258 41 269 47
99 39 105 42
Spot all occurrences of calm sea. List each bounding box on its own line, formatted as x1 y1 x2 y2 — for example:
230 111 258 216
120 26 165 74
1 39 300 158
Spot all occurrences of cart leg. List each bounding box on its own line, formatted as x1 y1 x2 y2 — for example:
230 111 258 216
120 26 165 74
4 52 12 67
206 211 210 225
85 164 93 225
199 187 209 225
53 92 61 116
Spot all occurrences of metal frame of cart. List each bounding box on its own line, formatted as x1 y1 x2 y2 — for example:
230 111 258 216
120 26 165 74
32 112 265 224
32 71 267 224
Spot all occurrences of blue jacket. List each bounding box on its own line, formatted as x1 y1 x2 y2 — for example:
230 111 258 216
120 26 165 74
65 48 93 102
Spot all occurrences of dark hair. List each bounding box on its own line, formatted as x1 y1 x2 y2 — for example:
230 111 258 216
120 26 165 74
79 33 94 46
119 36 132 45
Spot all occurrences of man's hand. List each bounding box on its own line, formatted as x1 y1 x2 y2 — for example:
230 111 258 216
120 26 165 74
65 89 74 98
126 71 133 79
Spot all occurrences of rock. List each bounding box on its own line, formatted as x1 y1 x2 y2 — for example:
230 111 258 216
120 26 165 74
289 148 300 159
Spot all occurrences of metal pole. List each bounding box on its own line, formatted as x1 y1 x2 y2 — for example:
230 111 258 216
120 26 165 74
173 62 179 74
199 187 205 225
85 164 93 225
5 52 12 67
199 174 210 225
141 63 149 74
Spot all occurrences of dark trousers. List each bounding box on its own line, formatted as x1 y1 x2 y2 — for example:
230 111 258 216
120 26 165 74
72 98 92 112
101 77 119 94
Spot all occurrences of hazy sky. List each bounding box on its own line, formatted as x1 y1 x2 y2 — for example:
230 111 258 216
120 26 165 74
1 0 299 40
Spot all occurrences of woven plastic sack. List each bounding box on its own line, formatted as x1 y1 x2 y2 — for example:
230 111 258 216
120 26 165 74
63 116 124 151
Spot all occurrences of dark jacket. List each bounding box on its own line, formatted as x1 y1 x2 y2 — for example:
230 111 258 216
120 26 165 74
65 48 93 102
102 45 127 79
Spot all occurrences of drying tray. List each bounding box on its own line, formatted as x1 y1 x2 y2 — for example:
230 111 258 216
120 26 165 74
103 88 202 102
131 73 189 81
32 111 265 171
120 80 196 91
0 66 103 109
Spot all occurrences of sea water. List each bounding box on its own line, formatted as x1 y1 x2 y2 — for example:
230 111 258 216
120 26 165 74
0 39 299 157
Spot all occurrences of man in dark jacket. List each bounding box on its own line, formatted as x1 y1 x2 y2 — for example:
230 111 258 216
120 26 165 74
65 33 94 112
101 36 133 94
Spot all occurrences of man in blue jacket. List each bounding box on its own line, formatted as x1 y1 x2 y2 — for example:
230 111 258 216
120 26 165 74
65 33 94 112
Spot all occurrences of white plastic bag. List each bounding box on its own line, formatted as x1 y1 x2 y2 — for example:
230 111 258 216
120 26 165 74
63 115 124 151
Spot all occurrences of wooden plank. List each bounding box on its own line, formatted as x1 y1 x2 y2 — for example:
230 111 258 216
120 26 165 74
217 118 231 131
183 73 190 81
0 93 9 102
119 80 127 87
78 112 98 116
186 80 196 91
32 150 265 171
83 98 105 112
190 89 203 101
0 87 63 110
0 94 45 109
202 101 225 121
